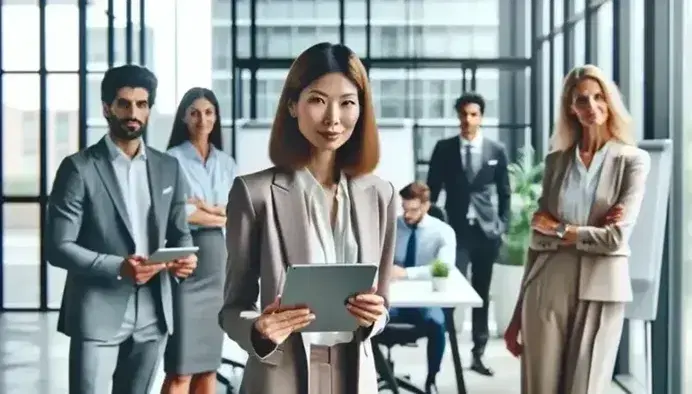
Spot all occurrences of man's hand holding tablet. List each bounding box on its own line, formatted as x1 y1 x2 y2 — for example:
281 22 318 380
166 254 198 279
119 247 199 283
253 296 316 345
143 247 199 279
119 255 167 284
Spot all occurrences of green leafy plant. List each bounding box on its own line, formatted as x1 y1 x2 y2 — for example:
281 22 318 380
499 146 544 266
430 258 450 278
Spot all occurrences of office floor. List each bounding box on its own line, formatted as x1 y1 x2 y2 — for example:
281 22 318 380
0 313 626 394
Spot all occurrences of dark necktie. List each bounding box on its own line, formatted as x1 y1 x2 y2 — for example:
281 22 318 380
464 144 474 180
403 227 417 268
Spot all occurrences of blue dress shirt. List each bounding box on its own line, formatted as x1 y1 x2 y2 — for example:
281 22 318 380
394 214 456 279
166 141 237 230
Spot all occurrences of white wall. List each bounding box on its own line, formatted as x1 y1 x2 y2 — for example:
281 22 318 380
235 119 415 196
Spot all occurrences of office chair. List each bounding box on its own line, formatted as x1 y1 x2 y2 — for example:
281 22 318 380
216 357 245 394
428 205 447 222
376 205 449 393
376 323 427 393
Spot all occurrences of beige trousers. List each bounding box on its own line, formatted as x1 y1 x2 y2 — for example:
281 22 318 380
521 250 625 394
309 344 351 394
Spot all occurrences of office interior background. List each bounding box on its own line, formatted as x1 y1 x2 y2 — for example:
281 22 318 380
0 0 690 392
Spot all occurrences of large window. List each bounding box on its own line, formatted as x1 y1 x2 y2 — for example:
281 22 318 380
540 41 551 140
680 0 692 391
552 33 565 123
628 0 645 141
594 1 614 79
1 0 150 310
573 19 586 66
1 0 531 310
1 3 85 309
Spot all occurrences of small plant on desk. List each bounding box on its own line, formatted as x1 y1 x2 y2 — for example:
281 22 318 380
430 259 450 292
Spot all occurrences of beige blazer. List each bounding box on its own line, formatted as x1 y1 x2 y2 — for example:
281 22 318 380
219 167 397 394
521 141 650 302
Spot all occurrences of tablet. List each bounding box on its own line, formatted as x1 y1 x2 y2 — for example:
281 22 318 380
280 264 378 332
146 246 199 263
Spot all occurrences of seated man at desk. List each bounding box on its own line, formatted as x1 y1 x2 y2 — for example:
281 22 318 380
388 181 456 394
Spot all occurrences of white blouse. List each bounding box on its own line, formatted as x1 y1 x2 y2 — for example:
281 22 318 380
559 141 612 225
295 168 359 346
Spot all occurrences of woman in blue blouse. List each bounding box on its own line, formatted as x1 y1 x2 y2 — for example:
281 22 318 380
162 87 237 394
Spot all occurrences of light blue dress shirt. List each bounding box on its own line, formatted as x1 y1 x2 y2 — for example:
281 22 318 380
167 141 237 230
394 214 457 279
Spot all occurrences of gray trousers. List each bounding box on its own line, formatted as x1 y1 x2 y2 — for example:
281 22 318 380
68 293 166 394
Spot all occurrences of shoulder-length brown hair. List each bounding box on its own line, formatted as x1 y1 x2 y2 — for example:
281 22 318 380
268 42 379 177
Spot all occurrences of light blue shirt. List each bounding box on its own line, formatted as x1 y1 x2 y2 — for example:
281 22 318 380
394 214 457 279
167 141 237 230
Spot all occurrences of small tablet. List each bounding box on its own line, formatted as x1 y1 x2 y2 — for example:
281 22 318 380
280 264 378 332
146 246 199 263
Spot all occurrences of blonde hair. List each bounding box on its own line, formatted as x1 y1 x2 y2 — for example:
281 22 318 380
550 64 635 152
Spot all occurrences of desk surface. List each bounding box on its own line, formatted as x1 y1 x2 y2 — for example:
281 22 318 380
389 270 483 308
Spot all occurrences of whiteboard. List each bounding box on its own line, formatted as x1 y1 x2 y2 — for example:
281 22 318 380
625 139 672 321
234 119 416 196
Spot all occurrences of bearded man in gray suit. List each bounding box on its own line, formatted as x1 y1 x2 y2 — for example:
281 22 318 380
46 65 198 394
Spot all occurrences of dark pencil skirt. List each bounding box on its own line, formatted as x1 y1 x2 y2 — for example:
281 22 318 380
164 228 226 375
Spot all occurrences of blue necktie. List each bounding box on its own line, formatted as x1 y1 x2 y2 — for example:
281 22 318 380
403 227 417 268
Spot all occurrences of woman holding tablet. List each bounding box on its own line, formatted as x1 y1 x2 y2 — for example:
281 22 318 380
162 87 237 394
219 42 396 394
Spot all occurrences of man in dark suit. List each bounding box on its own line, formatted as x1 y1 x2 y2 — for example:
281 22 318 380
426 92 511 376
46 65 198 394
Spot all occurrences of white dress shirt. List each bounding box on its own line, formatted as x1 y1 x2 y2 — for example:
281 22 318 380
460 133 483 219
394 214 456 278
103 135 159 336
559 141 612 225
104 135 151 257
295 169 359 346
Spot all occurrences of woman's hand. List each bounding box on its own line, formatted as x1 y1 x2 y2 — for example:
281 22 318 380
346 287 386 327
531 211 559 236
504 313 523 358
253 297 315 345
188 197 204 207
601 203 624 226
189 197 226 218
213 205 227 217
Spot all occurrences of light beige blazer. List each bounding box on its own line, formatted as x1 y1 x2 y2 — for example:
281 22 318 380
521 141 650 302
219 167 396 394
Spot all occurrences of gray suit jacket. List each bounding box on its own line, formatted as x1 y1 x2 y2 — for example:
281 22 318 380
427 136 511 240
45 137 193 341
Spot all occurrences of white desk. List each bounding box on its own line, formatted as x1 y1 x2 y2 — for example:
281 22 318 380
382 270 480 394
389 269 483 308
216 271 482 394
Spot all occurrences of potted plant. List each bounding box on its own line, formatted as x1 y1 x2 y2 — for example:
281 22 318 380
430 258 450 292
491 145 544 336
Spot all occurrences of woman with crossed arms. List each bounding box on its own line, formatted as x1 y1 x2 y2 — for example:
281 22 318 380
163 87 236 394
504 64 651 394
